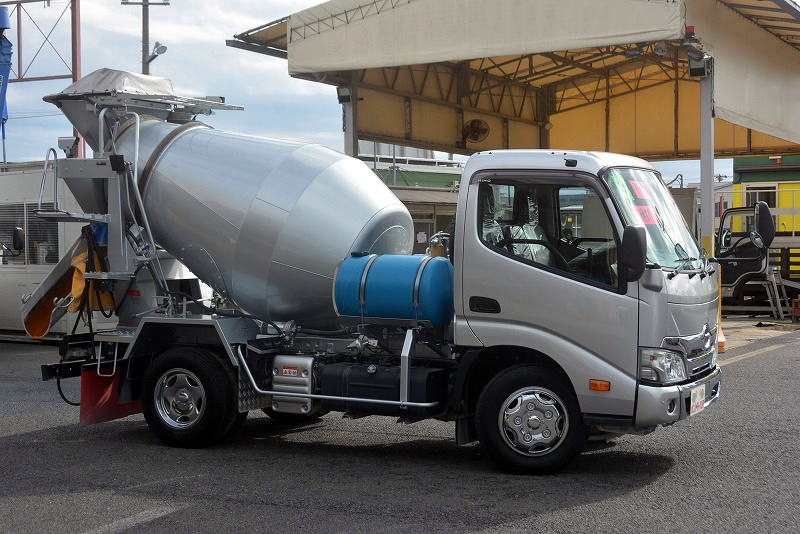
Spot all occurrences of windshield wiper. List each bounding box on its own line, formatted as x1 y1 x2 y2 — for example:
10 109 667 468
667 244 698 279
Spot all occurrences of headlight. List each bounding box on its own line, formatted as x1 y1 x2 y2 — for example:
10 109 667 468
639 348 687 385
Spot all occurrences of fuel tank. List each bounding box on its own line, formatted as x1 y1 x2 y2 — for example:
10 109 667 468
114 120 413 328
44 70 414 329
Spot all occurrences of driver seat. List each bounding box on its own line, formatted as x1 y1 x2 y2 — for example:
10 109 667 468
481 186 503 247
509 191 552 266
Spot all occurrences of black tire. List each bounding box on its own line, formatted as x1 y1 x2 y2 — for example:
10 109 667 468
142 347 238 448
475 365 585 474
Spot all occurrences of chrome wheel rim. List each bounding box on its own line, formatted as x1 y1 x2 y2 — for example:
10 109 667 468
497 386 568 457
154 368 206 429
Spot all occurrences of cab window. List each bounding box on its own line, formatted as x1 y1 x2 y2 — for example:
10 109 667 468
478 180 619 288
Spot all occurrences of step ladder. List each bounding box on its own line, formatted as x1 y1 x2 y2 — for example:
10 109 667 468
761 267 791 319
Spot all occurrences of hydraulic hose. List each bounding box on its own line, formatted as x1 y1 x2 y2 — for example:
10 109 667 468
56 378 80 406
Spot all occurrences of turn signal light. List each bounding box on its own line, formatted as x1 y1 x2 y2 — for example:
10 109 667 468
589 379 611 391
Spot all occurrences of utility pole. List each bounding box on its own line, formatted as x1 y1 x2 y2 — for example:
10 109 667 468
121 0 169 75
142 0 149 74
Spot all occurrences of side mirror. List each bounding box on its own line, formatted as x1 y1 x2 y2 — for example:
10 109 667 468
753 201 774 249
620 226 647 282
12 227 24 251
720 228 731 249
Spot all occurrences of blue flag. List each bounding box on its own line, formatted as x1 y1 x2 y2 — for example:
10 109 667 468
0 34 12 139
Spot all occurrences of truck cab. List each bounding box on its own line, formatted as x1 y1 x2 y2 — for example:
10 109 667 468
448 150 723 470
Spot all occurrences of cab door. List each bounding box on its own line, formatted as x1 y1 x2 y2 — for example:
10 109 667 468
459 171 639 417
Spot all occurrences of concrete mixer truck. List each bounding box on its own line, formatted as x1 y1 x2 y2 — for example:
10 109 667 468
22 69 774 474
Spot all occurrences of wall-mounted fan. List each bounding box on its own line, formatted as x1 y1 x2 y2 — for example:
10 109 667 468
462 119 490 143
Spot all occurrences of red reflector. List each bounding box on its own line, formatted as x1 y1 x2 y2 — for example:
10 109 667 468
127 290 141 296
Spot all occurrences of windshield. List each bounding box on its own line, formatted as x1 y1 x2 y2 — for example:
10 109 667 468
604 167 703 270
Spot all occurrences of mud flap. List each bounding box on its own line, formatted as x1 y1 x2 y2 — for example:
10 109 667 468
79 368 142 425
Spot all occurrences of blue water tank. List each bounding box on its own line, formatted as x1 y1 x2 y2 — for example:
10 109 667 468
334 254 454 327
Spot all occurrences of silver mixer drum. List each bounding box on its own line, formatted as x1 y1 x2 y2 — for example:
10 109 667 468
114 120 413 328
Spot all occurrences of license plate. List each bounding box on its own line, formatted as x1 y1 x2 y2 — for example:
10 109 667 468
689 384 706 415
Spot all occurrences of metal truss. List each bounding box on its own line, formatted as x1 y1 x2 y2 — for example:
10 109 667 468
352 61 543 125
2 0 80 84
342 42 694 128
289 0 413 42
463 43 693 115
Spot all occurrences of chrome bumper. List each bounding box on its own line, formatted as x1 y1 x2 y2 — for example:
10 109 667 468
635 366 722 428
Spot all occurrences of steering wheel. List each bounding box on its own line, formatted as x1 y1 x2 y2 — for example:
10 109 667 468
498 238 572 272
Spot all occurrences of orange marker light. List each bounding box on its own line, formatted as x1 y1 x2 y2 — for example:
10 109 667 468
589 379 611 392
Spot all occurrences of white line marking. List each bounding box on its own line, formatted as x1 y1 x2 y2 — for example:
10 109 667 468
80 504 185 534
719 343 795 366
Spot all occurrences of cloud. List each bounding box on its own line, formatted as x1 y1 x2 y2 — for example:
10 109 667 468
4 0 341 161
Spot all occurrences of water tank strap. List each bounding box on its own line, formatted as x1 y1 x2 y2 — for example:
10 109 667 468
359 254 379 308
412 255 434 310
137 121 211 197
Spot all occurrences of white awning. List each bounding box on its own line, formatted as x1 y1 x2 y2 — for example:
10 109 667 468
687 1 800 145
233 0 800 155
287 0 684 73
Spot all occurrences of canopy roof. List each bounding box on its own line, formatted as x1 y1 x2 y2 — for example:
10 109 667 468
230 0 800 159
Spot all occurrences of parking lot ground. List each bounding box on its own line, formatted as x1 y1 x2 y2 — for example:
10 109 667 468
720 317 800 351
0 334 798 533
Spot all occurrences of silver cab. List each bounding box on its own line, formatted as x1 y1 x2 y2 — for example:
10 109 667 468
453 150 721 429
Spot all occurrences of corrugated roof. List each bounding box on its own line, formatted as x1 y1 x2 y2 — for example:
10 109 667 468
228 17 289 58
720 1 800 52
373 168 459 188
389 187 458 204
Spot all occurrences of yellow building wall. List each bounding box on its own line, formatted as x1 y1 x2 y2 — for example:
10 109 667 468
777 182 800 235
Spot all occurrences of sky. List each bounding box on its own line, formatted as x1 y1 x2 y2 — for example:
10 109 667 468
3 0 732 183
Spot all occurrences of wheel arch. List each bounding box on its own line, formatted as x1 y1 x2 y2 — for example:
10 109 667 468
125 321 239 368
122 318 257 402
451 345 575 417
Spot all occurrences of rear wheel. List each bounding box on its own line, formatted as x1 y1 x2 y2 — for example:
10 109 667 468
476 365 585 474
143 347 239 448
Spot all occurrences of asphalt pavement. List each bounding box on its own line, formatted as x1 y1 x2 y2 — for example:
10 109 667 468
0 333 798 533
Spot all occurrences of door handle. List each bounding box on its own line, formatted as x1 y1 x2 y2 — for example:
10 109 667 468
469 296 501 314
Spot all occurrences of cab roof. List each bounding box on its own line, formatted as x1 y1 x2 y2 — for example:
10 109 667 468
461 150 657 184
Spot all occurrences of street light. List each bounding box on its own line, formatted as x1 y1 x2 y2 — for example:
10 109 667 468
121 0 171 74
145 41 167 69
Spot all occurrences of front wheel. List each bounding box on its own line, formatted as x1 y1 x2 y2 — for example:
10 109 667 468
476 365 585 474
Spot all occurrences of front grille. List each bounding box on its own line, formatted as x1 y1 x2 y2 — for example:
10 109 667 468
686 348 715 378
663 325 717 380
